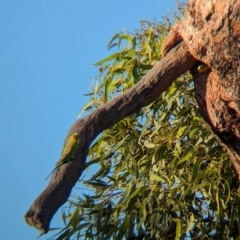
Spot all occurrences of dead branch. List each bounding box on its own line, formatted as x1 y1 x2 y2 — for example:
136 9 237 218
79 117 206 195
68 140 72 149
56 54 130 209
24 42 198 233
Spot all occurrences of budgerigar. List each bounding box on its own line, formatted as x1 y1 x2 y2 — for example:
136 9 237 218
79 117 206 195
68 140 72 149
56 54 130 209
45 133 79 180
197 64 210 72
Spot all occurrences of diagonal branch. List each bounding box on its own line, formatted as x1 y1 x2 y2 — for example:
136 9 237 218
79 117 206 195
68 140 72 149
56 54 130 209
24 42 198 233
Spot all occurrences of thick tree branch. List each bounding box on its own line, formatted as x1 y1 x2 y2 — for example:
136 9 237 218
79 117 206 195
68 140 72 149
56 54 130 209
24 42 198 233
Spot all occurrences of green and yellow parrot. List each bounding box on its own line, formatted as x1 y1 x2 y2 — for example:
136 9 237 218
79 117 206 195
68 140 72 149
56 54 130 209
197 64 210 72
45 132 79 180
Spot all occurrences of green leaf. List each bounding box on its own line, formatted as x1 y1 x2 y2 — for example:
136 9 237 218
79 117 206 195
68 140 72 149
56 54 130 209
118 183 132 205
177 152 193 165
128 188 141 200
189 127 200 139
68 207 80 229
150 174 166 183
84 181 110 189
223 179 231 207
144 141 156 148
172 217 181 240
94 52 124 66
107 32 120 50
176 126 187 138
191 160 202 182
186 213 195 233
189 181 210 190
56 229 71 240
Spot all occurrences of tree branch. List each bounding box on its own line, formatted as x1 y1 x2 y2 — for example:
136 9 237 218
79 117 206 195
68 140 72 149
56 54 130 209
24 42 198 233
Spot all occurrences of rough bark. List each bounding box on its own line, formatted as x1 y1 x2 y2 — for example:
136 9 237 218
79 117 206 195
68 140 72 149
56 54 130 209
162 0 240 177
24 42 198 233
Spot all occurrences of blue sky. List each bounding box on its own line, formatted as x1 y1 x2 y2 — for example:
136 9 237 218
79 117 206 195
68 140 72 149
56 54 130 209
0 1 177 239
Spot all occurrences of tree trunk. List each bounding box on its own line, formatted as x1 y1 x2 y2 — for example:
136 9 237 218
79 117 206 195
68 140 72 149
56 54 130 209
25 0 240 233
162 0 240 176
